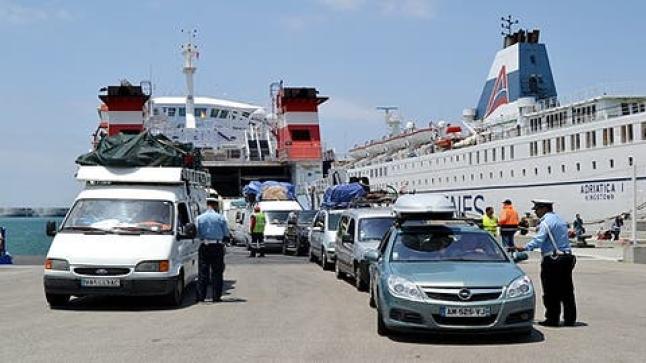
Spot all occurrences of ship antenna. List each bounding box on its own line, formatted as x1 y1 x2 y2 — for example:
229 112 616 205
500 15 518 36
181 28 198 129
376 106 400 137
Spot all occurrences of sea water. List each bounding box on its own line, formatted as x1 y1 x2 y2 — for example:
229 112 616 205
0 217 64 256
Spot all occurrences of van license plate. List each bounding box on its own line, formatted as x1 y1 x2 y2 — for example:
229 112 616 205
81 278 120 287
441 307 490 317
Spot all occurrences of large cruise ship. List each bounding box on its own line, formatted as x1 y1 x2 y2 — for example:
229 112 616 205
330 25 646 224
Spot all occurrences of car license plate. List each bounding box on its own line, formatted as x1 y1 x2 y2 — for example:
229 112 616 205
80 278 120 288
441 306 490 317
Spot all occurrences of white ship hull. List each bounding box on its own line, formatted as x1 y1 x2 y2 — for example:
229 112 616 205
348 113 646 223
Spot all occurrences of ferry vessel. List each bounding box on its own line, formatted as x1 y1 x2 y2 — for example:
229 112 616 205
92 32 327 205
326 23 646 224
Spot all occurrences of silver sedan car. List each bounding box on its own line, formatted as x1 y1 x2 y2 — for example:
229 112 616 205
367 221 534 336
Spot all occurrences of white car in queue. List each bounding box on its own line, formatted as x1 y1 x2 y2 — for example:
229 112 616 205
308 209 344 270
367 194 534 336
43 166 208 308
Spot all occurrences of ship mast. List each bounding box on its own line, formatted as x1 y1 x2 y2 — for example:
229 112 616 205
181 29 198 129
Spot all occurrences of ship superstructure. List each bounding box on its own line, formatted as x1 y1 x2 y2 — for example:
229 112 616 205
333 24 646 224
93 33 327 204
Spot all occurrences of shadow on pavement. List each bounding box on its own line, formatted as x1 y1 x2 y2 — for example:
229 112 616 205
388 328 545 345
53 279 244 311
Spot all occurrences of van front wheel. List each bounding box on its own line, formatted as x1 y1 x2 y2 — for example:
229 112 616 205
164 274 184 307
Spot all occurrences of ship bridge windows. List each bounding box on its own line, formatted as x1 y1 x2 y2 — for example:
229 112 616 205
602 127 614 146
556 136 566 153
195 108 208 118
621 102 646 116
179 107 186 117
210 109 220 118
570 134 581 150
219 110 230 119
167 107 176 117
542 139 551 155
585 131 597 148
620 124 634 143
573 104 596 124
530 141 539 156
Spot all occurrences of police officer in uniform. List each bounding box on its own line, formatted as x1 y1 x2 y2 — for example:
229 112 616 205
249 205 266 257
196 198 229 303
516 199 577 327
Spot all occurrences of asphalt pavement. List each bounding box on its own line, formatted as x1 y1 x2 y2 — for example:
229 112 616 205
1 247 646 362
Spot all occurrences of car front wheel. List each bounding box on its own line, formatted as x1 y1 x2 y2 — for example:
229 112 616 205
377 307 392 336
45 293 70 308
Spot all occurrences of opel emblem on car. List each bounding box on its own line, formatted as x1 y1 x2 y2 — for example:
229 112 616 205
96 268 108 275
458 288 472 301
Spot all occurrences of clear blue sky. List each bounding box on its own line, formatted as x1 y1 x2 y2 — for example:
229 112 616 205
1 0 644 207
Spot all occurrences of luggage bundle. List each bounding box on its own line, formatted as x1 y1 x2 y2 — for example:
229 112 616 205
243 181 296 203
76 131 201 169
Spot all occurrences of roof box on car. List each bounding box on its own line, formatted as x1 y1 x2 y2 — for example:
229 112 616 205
393 194 456 221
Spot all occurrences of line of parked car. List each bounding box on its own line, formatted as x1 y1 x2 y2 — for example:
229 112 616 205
281 194 536 337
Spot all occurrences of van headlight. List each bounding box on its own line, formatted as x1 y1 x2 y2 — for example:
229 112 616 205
135 260 170 272
387 275 426 302
506 275 533 298
44 258 69 271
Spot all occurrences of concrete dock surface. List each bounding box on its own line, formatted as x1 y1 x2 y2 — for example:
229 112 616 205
2 248 646 362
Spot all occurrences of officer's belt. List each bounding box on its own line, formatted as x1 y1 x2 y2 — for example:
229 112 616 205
202 239 223 245
543 250 572 257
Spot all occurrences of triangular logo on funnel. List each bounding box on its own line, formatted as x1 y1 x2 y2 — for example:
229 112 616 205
485 66 509 117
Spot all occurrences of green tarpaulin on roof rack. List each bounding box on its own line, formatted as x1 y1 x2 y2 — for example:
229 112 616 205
76 131 201 168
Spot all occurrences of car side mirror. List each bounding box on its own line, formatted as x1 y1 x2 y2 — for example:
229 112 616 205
365 250 379 262
178 222 197 239
46 221 57 237
513 251 529 263
342 234 354 243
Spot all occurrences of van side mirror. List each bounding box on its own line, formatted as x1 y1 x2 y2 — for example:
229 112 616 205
46 221 57 237
365 250 379 262
513 251 529 263
178 223 197 239
342 234 354 243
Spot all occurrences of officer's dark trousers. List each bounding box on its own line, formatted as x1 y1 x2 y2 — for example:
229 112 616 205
540 254 577 324
197 243 225 301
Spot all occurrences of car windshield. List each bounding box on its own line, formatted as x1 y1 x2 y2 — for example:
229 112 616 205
265 211 292 224
390 227 508 262
62 199 173 234
359 217 394 242
328 214 342 230
297 211 317 225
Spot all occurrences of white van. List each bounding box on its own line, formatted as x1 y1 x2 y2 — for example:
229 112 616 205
240 200 303 252
43 166 210 307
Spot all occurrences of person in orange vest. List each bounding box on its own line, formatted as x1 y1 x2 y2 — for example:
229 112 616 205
499 199 520 248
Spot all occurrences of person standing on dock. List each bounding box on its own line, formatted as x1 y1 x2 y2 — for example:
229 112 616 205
482 207 498 236
516 200 577 327
249 205 266 258
196 198 229 303
499 199 520 248
611 215 623 241
573 214 585 243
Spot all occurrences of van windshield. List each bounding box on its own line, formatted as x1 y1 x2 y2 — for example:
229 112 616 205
265 211 292 225
62 199 174 234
